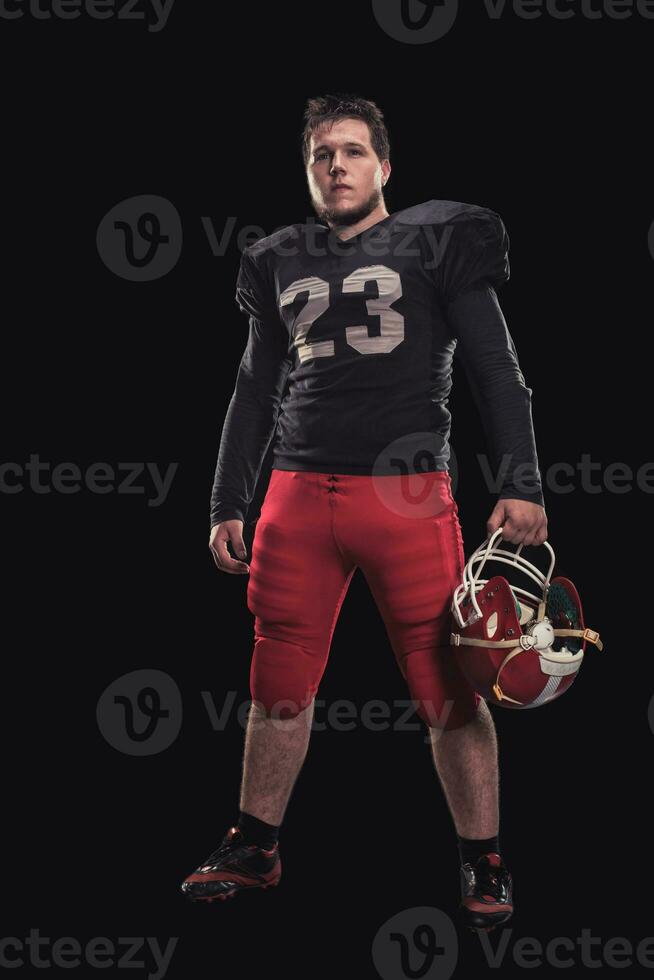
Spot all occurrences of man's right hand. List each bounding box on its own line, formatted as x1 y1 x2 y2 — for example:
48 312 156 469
209 520 250 575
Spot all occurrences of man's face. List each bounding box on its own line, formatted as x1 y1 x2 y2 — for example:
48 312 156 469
306 118 391 227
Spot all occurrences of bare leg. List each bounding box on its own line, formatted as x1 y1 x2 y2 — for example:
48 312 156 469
429 699 499 839
239 698 315 826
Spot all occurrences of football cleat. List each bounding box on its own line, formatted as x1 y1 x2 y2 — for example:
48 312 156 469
459 852 514 932
180 825 281 902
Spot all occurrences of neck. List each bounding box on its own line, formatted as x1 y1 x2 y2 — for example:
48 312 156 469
331 202 390 241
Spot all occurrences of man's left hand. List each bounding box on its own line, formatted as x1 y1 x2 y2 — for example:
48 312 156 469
486 499 548 547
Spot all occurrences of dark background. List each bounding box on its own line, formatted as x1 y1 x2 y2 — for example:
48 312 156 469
2 2 651 978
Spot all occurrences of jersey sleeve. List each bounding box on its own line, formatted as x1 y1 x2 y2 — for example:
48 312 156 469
209 247 292 529
439 212 544 507
438 209 510 304
234 245 281 320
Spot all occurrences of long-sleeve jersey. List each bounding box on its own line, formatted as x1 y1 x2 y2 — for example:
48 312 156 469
210 199 544 529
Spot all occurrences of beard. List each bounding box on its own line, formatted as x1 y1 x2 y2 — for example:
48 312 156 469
312 186 384 228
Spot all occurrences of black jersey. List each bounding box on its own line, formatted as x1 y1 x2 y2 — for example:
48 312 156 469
210 199 544 528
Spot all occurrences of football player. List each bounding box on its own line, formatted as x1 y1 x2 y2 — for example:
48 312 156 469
181 93 547 932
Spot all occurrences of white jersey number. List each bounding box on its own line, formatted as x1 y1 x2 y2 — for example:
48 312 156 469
278 265 404 365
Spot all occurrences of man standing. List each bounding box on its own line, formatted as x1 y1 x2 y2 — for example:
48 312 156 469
181 93 546 931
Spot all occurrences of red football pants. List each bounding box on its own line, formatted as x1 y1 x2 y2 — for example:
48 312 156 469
246 469 481 731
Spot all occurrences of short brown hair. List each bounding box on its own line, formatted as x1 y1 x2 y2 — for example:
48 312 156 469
301 93 391 168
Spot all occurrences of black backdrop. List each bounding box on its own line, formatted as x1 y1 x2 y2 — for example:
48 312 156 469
2 3 651 978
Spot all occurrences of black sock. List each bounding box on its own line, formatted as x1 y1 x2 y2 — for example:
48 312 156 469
237 810 280 850
457 833 500 867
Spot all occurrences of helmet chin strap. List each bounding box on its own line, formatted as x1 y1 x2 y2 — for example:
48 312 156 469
450 624 603 704
450 625 603 654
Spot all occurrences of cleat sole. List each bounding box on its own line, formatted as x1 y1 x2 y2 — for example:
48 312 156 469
182 877 280 903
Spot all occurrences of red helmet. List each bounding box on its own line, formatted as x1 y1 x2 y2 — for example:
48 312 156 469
449 528 603 708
